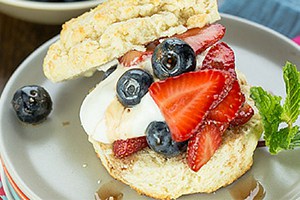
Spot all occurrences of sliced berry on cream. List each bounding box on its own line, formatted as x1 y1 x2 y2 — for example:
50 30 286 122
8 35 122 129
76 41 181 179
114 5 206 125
119 24 225 68
230 103 254 126
187 122 224 172
119 50 153 67
175 24 226 54
201 41 236 78
200 42 254 126
207 80 245 123
113 136 148 158
149 70 234 142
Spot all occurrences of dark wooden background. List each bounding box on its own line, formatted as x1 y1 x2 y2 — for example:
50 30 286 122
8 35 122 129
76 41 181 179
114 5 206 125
0 13 61 94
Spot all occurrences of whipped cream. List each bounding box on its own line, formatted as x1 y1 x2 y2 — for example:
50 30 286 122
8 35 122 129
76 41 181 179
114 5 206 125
80 59 165 144
80 52 208 144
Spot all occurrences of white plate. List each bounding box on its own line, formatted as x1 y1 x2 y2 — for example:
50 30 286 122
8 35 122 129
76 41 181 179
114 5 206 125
0 0 101 25
0 14 300 200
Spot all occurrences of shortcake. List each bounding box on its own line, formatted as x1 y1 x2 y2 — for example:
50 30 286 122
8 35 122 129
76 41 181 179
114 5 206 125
43 0 263 199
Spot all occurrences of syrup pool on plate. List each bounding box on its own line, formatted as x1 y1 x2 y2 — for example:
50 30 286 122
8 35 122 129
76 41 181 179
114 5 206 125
95 179 125 200
228 174 265 200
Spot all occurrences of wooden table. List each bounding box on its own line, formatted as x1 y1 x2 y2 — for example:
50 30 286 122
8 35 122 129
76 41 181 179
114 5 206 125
0 13 61 94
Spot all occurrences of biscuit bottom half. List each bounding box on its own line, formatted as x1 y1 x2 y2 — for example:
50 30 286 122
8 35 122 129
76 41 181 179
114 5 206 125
90 107 263 200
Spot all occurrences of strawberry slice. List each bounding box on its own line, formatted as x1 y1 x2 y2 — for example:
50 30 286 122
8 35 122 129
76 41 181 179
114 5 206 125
187 122 223 172
201 42 235 76
175 24 226 54
207 80 245 123
145 40 160 51
230 103 254 126
119 24 225 66
149 69 233 142
113 136 148 158
119 50 152 67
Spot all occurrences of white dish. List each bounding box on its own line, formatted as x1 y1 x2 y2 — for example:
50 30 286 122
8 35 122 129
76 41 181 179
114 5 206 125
0 0 102 25
0 14 300 200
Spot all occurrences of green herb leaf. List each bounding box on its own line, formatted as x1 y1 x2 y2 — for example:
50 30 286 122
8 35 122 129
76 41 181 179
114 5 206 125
250 62 300 154
290 127 300 149
282 62 300 126
249 87 282 137
250 87 283 153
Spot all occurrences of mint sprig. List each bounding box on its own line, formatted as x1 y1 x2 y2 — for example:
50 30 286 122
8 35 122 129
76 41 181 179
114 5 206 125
250 62 300 154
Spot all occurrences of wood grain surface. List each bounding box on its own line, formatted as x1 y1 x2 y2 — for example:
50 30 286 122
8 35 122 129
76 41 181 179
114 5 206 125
0 13 61 94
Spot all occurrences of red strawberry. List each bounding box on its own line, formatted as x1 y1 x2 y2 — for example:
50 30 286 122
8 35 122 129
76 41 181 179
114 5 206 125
187 122 223 172
145 40 160 51
175 24 226 54
201 42 235 76
149 69 233 142
207 80 245 123
230 103 254 126
113 136 148 158
119 50 152 67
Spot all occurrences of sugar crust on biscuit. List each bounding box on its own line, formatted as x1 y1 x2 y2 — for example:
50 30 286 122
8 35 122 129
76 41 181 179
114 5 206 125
43 0 220 82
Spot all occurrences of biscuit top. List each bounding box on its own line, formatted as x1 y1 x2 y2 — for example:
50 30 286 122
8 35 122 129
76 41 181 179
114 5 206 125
43 0 220 82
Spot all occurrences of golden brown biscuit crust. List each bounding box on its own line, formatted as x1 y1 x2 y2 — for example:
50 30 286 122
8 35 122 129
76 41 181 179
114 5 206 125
43 0 220 82
91 114 262 200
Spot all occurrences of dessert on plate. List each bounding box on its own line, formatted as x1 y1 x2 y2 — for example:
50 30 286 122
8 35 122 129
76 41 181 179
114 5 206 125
43 0 263 199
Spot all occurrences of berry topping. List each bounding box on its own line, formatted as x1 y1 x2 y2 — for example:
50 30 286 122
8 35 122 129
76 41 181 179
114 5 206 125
151 38 196 80
230 103 254 126
145 40 160 51
201 42 235 76
149 70 233 142
187 122 223 172
11 85 52 124
116 69 154 107
146 121 187 157
175 24 226 54
113 136 148 159
108 29 254 171
119 50 152 67
207 80 245 123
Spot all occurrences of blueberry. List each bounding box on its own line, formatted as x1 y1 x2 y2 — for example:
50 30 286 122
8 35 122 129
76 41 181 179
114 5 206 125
11 85 52 124
146 121 187 157
116 69 153 107
151 38 196 80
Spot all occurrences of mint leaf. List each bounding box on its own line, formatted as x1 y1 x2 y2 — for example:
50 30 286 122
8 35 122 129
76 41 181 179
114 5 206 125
268 126 299 153
282 62 300 126
249 87 282 138
268 127 290 153
250 62 300 154
289 126 300 149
